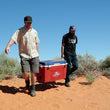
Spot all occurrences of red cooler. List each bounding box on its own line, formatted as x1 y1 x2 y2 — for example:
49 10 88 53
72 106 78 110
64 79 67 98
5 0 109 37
36 60 67 83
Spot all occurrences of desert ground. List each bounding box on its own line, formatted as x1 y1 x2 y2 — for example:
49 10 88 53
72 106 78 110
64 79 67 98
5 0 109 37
0 75 110 110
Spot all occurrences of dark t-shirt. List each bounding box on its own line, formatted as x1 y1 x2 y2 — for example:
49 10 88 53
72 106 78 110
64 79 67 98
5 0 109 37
62 32 78 57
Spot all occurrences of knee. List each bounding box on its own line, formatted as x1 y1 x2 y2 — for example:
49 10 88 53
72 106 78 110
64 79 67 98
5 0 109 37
75 65 78 70
72 64 78 72
75 63 78 70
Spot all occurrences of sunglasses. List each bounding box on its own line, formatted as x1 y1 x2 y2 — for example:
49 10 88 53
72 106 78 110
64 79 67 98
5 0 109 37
25 22 32 24
27 22 32 24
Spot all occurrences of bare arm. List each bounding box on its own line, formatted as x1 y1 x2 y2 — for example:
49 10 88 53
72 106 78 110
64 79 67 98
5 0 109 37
5 39 14 54
61 43 65 58
36 43 39 54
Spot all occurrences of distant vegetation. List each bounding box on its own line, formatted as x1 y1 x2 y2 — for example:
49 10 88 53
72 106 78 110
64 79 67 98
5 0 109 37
0 52 110 83
99 56 110 78
55 53 110 84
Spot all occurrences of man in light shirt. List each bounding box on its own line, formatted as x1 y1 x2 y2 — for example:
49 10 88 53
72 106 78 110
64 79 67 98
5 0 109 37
5 16 40 97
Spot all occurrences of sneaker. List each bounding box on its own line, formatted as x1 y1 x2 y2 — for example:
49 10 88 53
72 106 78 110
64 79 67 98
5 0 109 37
65 82 70 87
30 90 36 97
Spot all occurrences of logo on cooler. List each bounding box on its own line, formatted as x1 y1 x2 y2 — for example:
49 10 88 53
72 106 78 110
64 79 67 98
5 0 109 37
53 71 60 77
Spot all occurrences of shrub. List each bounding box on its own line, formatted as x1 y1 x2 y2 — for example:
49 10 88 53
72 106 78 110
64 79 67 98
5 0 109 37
99 56 110 69
99 56 110 78
0 52 22 80
15 62 23 78
74 53 99 76
86 71 95 85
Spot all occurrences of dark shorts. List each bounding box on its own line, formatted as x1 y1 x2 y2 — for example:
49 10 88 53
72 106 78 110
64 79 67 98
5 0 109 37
20 56 39 73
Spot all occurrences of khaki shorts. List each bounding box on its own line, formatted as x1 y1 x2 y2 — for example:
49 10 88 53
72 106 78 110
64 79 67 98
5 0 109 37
20 56 39 73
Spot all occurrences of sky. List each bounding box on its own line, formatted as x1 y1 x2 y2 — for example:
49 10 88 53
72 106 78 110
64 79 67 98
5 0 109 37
0 0 110 62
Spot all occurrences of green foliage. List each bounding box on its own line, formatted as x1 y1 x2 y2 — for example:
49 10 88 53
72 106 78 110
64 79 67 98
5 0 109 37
0 72 5 80
99 56 110 69
0 52 22 80
15 62 23 78
86 71 95 85
74 53 98 76
100 69 110 78
99 56 110 78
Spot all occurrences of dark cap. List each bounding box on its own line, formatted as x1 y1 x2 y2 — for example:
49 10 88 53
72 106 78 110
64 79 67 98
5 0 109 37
69 25 76 31
24 16 32 22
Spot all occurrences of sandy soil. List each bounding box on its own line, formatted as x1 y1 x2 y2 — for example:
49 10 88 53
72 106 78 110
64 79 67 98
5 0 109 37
0 75 110 110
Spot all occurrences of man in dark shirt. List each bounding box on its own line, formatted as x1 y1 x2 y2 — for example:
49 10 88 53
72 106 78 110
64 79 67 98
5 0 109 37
61 25 78 87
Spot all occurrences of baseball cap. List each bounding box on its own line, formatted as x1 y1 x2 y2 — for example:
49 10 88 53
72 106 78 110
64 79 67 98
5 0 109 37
24 16 32 23
69 25 76 31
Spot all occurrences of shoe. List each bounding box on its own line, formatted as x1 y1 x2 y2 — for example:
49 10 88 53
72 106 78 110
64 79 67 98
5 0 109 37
23 87 30 94
30 90 36 97
65 82 70 87
30 85 36 97
24 80 30 94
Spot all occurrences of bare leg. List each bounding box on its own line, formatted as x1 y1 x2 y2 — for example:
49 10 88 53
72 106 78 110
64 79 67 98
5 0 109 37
23 72 30 93
31 72 36 85
23 72 29 81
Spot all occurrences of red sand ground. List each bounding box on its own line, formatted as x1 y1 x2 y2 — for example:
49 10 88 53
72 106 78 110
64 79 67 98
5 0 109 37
0 75 110 110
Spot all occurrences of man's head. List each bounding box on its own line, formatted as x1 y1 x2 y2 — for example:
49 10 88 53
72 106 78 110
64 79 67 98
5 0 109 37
24 16 32 29
69 25 76 34
24 16 32 23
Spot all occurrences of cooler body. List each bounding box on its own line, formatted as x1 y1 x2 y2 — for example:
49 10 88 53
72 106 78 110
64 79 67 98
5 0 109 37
36 60 67 83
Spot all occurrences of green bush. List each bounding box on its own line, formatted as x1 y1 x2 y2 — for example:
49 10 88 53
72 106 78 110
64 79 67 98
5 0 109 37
15 62 23 78
74 53 99 76
86 71 95 85
99 56 110 69
0 52 22 80
100 69 110 78
99 56 110 78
